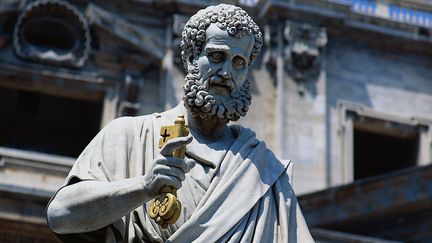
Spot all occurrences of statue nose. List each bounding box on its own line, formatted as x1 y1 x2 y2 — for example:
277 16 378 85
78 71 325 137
218 61 232 80
219 71 231 80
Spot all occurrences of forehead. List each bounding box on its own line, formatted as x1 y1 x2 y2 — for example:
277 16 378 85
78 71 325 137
204 23 254 58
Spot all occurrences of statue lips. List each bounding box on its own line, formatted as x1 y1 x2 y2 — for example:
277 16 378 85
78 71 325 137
208 75 235 96
209 84 230 96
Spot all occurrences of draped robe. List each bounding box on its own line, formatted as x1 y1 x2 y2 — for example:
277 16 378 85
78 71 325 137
49 105 314 242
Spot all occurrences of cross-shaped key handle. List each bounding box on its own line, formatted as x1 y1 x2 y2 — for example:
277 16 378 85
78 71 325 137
160 129 170 143
157 116 189 158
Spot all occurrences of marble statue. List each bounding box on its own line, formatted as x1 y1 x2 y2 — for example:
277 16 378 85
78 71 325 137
46 4 314 242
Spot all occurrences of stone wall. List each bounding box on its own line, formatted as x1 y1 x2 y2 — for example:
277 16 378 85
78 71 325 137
288 38 432 194
327 39 432 187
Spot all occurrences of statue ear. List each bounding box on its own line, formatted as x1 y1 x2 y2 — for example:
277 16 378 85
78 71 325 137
185 52 195 70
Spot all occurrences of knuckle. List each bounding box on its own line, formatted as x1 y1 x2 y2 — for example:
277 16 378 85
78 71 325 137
154 155 166 164
153 165 166 174
181 167 190 173
158 175 169 184
181 162 190 172
153 167 161 174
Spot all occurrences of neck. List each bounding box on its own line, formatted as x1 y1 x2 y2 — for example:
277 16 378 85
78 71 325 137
179 103 228 140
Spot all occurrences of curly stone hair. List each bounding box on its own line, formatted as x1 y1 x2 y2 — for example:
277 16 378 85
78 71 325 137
180 4 263 70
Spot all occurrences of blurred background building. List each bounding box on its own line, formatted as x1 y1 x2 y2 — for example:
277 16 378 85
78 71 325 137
0 0 431 242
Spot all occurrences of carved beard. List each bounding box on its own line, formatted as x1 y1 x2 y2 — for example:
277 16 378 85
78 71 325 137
182 63 252 123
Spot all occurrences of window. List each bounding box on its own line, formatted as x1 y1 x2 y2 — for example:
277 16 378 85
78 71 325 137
338 102 431 184
0 87 102 157
353 126 418 180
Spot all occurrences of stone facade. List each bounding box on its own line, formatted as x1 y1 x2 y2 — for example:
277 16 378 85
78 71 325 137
326 40 432 187
0 0 431 242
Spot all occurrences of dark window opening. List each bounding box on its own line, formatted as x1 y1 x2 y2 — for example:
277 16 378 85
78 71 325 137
354 128 418 180
0 86 102 157
17 90 40 115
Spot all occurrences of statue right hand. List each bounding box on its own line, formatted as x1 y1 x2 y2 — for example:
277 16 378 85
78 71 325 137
143 135 195 199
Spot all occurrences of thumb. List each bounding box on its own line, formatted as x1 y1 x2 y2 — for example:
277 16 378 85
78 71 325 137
160 135 193 156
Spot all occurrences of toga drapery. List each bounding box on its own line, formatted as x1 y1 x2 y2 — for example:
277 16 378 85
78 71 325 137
49 105 314 242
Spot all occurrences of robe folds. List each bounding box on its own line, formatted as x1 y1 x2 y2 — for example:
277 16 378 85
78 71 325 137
50 105 314 243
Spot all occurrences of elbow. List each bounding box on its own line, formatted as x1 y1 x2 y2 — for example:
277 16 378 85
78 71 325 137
46 199 70 234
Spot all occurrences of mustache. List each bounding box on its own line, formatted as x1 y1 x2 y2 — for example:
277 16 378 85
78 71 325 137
207 75 241 98
185 74 242 100
209 75 235 91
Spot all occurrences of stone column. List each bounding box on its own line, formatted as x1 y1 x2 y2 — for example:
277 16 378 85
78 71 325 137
279 21 328 193
100 86 119 128
162 17 175 110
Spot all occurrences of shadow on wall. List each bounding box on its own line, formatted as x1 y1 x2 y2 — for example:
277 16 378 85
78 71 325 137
326 39 432 109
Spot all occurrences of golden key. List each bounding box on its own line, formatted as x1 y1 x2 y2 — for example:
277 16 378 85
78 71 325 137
148 115 189 228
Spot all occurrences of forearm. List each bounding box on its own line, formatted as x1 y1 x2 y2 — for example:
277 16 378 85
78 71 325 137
47 177 150 234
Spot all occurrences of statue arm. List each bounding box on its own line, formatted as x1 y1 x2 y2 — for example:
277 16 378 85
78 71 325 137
47 135 194 235
47 177 149 234
46 117 143 234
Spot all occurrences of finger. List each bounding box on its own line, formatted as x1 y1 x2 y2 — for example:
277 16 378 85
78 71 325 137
158 157 191 173
186 158 196 169
155 175 182 190
154 165 186 181
160 135 193 156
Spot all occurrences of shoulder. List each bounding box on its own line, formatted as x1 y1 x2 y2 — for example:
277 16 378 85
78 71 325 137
229 124 257 139
88 115 155 147
230 123 290 165
101 115 154 134
229 124 273 149
103 115 144 129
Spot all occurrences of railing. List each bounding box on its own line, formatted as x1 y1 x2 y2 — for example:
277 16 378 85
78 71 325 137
351 0 377 15
239 0 260 7
388 5 432 27
330 0 432 28
240 0 432 28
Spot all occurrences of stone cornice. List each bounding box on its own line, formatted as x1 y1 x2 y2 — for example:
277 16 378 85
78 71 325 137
0 146 74 175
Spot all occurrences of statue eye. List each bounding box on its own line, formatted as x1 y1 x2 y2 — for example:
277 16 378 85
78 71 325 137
208 51 224 63
233 56 246 68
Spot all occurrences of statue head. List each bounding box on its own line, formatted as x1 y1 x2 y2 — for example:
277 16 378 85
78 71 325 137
181 4 263 123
